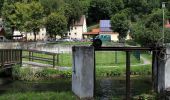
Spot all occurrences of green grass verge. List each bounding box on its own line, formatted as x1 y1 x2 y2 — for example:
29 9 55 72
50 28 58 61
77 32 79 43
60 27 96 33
23 51 142 67
141 52 152 62
96 65 151 77
0 92 76 100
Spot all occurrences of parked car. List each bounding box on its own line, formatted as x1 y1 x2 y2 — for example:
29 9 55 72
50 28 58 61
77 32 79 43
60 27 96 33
56 38 74 42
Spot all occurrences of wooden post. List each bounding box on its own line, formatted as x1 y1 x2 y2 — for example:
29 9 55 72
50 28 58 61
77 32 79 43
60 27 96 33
115 51 117 64
53 54 55 68
126 51 131 100
1 50 4 67
20 50 22 67
32 52 33 61
29 51 31 61
57 54 59 65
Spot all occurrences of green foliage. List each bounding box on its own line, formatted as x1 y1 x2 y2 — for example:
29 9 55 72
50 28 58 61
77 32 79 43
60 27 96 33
45 13 67 38
0 0 4 16
131 8 170 46
88 0 111 23
111 12 130 41
24 1 44 41
12 65 72 81
96 65 151 77
59 0 83 29
133 93 157 100
39 0 64 16
0 92 76 100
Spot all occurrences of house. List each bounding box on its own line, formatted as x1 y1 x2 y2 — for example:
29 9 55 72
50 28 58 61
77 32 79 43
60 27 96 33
13 28 47 41
99 20 119 41
67 15 87 40
0 18 5 36
83 28 100 38
25 28 47 41
165 21 170 28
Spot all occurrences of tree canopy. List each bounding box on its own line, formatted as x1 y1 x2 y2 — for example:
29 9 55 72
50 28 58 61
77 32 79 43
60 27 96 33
45 13 67 38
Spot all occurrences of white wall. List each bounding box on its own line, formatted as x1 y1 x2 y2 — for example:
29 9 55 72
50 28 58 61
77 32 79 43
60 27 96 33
26 28 47 41
68 26 83 39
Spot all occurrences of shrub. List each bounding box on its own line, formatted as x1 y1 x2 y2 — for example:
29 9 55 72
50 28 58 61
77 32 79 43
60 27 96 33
12 65 72 81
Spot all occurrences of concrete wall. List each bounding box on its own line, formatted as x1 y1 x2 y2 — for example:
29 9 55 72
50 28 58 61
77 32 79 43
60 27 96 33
165 47 170 89
153 47 170 94
72 46 94 99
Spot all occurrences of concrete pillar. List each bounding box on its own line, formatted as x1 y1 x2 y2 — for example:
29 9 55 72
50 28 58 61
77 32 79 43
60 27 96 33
157 47 170 93
72 46 94 99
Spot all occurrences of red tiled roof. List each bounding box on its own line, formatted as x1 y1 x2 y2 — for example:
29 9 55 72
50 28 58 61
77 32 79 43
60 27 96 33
83 32 99 35
74 15 85 26
92 28 100 33
165 24 170 28
99 32 115 34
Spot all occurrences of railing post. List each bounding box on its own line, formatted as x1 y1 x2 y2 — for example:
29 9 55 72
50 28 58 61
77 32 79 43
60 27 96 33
53 54 56 68
32 52 33 61
29 51 31 61
20 49 22 67
126 51 131 100
57 53 59 65
1 50 4 67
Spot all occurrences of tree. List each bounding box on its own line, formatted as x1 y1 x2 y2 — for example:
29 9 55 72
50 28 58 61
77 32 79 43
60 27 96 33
39 0 64 16
45 13 67 38
111 12 130 41
110 0 124 15
88 0 111 23
0 0 4 16
2 1 19 35
58 0 83 30
24 1 44 41
131 8 170 46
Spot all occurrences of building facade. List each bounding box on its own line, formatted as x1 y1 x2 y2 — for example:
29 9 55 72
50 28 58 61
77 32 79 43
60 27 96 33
67 15 87 40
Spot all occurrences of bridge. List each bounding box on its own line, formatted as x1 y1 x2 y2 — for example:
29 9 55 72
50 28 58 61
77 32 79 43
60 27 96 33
0 49 22 70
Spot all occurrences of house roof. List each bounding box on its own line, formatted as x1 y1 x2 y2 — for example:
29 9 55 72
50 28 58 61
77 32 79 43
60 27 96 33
99 32 116 34
100 20 113 32
83 28 100 35
83 32 99 35
74 15 85 26
92 28 100 33
100 20 111 28
165 21 170 28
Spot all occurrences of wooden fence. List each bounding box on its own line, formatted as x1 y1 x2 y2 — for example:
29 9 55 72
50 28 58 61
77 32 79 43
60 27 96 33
22 49 59 67
0 49 22 67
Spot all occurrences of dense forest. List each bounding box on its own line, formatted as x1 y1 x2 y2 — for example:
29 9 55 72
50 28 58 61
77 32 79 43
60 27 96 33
0 0 170 45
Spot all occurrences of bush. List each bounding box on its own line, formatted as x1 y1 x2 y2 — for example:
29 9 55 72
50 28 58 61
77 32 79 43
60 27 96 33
12 65 72 81
96 65 151 77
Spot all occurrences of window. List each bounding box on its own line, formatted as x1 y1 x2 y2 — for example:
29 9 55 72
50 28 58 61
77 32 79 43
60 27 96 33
75 27 77 30
75 33 77 35
69 33 71 35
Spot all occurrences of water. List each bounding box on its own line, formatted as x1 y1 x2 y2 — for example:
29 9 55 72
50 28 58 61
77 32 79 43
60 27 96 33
0 76 152 99
96 76 152 99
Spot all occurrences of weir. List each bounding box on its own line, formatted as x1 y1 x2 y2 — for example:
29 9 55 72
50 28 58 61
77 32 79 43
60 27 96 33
72 46 170 99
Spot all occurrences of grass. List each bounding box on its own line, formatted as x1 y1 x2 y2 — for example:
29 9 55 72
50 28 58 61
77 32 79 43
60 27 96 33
141 52 152 62
12 66 72 81
0 92 76 100
23 51 142 67
95 51 142 66
96 65 151 77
